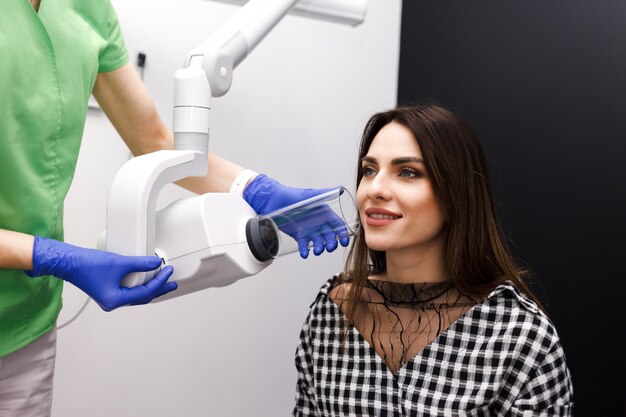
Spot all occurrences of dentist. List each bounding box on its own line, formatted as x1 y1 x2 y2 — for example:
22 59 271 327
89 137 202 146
0 1 345 416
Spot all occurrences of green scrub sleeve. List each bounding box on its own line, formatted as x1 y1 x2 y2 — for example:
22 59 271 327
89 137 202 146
98 1 129 73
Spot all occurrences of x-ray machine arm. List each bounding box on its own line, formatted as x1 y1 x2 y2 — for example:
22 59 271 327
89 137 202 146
103 0 366 297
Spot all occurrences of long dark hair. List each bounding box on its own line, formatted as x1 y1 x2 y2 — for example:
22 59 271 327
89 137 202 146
342 102 544 319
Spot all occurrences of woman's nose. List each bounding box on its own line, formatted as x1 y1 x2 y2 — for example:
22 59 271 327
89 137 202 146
368 172 392 200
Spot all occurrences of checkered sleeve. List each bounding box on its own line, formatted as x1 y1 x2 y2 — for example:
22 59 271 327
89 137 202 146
510 336 574 416
293 311 321 417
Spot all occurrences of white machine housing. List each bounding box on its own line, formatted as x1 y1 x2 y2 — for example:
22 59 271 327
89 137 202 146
153 193 264 300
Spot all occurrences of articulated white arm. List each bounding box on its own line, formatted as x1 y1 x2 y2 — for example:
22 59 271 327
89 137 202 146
185 0 367 97
186 0 300 97
212 0 367 26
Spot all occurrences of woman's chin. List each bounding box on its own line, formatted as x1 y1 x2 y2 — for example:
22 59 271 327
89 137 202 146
364 238 393 252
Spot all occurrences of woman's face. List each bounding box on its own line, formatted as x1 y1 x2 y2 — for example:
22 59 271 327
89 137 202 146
357 122 446 256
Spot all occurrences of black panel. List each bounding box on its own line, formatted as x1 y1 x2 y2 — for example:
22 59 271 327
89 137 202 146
398 1 626 415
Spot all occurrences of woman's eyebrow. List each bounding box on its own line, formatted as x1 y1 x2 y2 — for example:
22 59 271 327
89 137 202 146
391 156 424 165
361 156 424 165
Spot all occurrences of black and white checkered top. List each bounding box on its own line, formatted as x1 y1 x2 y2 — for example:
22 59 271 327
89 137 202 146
294 277 574 416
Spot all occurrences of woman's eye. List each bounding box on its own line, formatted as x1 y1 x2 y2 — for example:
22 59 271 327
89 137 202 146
400 168 420 178
361 166 376 177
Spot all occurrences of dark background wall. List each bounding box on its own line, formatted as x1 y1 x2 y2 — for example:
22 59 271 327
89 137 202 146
398 1 625 416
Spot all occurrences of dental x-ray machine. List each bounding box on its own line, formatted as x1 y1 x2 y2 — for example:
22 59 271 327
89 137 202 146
100 0 366 301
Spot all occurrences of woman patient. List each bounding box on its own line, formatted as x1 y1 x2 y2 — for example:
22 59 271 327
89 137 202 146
293 103 574 416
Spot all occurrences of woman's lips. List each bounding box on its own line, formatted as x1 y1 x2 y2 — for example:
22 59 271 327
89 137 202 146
364 208 402 226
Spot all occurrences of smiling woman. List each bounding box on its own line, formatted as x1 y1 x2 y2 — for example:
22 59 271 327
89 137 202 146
293 103 574 416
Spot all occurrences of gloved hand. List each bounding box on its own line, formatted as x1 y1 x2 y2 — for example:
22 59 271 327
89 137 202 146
243 174 350 258
272 205 351 258
27 236 177 311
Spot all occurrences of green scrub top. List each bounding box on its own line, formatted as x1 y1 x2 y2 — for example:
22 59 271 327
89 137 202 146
0 0 129 356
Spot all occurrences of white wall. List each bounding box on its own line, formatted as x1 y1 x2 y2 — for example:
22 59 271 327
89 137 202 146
53 0 401 416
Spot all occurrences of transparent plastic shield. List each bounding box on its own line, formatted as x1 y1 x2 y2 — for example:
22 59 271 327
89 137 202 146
246 187 359 261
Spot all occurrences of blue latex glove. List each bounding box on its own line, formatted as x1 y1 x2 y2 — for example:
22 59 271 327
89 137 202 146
243 174 350 258
27 236 177 311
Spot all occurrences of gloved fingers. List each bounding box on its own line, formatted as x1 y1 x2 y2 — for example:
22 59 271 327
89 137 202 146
326 213 351 247
334 221 350 248
334 188 352 245
297 238 311 259
122 255 163 273
145 267 178 300
311 232 326 256
320 224 338 253
140 265 175 296
119 265 175 307
335 224 350 247
153 281 178 300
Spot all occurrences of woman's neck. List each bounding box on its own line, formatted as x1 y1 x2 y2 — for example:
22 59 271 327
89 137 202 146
377 242 448 284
